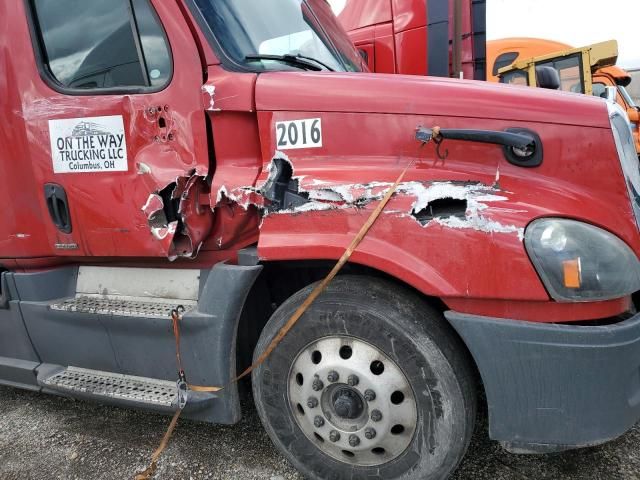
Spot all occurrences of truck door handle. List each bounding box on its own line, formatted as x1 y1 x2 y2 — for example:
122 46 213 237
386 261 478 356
44 183 72 234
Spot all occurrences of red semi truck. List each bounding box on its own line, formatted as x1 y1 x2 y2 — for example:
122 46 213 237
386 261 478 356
2 1 640 480
333 0 486 79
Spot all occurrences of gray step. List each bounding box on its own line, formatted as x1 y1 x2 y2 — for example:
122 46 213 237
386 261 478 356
42 367 177 407
49 296 196 319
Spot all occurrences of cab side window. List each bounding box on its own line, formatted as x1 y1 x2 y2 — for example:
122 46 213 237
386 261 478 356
592 83 608 99
492 52 519 77
537 54 583 94
30 0 171 91
500 69 529 86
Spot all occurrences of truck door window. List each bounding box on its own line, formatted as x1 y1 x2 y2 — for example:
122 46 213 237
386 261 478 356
492 52 519 77
593 83 608 99
501 69 529 86
29 0 171 91
537 54 583 93
192 0 363 73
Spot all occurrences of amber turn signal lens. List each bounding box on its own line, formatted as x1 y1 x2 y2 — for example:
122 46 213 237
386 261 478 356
562 259 581 289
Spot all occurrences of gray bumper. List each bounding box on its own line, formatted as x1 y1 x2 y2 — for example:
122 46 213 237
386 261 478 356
446 310 640 452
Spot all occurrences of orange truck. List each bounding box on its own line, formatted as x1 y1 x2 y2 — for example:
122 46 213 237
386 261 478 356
487 38 572 82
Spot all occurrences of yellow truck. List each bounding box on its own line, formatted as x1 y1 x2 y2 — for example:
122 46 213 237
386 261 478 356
498 40 640 154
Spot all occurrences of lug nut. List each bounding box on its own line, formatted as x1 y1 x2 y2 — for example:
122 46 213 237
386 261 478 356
348 434 360 447
312 378 324 391
364 389 376 401
347 374 359 387
364 427 377 440
329 430 341 442
314 416 325 428
371 409 383 422
327 370 339 383
307 397 319 409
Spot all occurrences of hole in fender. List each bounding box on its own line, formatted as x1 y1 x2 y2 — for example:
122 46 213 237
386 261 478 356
411 198 468 226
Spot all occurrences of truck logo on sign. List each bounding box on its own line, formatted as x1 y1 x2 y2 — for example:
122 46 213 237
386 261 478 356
48 115 128 173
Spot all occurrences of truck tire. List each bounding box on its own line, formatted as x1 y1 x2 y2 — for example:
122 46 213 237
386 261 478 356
252 275 476 480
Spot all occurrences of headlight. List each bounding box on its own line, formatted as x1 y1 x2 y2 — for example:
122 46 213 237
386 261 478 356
525 218 640 302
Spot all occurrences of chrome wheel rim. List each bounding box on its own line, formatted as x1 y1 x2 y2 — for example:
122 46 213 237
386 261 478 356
288 335 418 466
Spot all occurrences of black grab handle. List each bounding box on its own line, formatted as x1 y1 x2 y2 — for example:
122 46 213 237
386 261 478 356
416 127 543 168
437 129 535 149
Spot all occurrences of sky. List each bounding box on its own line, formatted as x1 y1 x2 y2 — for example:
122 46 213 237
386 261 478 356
329 0 639 68
487 0 639 68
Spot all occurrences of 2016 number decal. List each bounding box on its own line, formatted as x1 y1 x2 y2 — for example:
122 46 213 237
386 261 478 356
275 118 322 150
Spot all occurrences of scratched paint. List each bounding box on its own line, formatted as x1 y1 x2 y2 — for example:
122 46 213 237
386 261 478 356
202 85 217 111
211 152 525 239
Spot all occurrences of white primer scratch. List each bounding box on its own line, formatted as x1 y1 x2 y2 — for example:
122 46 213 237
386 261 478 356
398 181 524 239
202 85 218 111
213 152 524 239
137 162 152 175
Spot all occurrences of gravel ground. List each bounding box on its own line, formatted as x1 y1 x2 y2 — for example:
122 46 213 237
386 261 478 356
0 385 639 480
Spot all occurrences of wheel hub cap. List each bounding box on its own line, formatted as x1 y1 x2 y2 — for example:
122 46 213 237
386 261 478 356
332 387 364 419
288 336 418 467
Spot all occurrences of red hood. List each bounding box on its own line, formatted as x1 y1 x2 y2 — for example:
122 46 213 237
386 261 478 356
256 72 610 128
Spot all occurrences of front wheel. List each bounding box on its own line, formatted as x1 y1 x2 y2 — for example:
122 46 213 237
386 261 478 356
252 276 476 480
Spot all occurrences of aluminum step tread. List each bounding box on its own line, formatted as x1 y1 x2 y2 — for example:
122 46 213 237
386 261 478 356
49 296 195 318
42 367 177 407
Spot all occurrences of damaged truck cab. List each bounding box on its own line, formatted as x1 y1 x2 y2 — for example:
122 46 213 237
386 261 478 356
3 1 640 479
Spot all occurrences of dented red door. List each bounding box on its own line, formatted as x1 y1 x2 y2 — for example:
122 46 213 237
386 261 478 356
11 0 211 259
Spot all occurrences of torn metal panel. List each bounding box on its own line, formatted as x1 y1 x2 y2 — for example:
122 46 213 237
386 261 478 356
398 181 524 237
213 152 525 239
260 156 310 211
130 99 213 259
215 185 264 211
176 175 214 257
142 193 177 242
141 172 214 260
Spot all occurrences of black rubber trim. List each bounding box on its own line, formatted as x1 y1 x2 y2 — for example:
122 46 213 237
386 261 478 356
0 273 9 310
445 310 640 450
